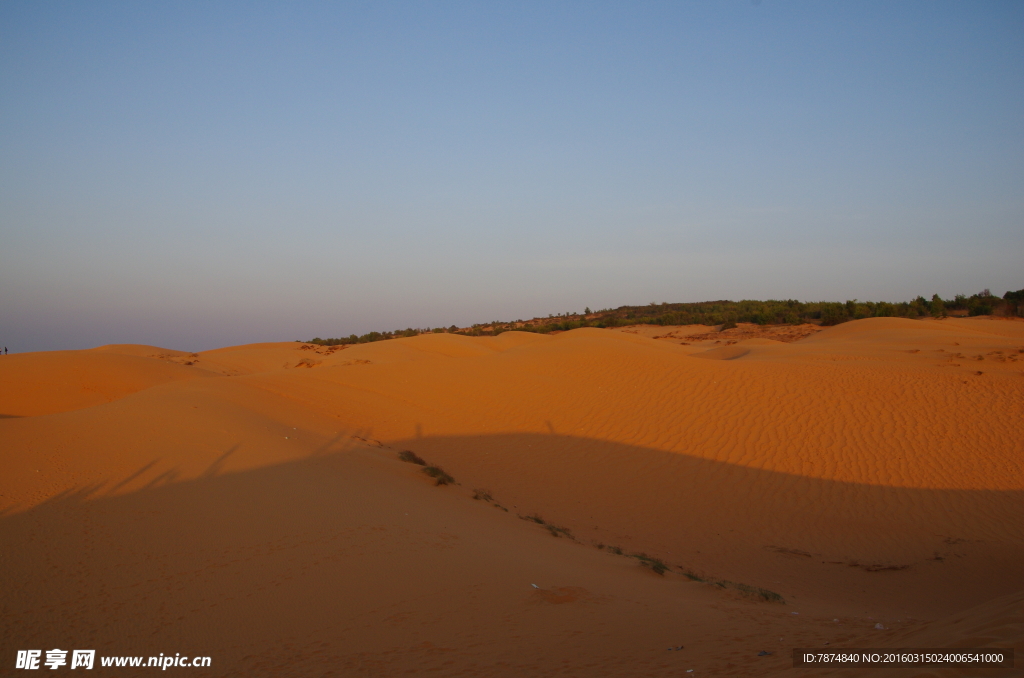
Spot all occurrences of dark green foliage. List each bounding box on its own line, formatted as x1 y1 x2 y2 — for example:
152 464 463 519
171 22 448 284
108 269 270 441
306 289 1023 343
524 297 911 331
1004 289 1024 317
422 466 454 486
398 450 426 466
819 302 848 326
307 331 388 346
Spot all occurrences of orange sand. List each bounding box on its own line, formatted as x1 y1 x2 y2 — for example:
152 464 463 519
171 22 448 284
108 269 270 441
2 317 1022 676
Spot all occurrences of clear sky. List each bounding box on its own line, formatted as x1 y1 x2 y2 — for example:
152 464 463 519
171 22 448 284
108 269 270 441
1 1 1022 351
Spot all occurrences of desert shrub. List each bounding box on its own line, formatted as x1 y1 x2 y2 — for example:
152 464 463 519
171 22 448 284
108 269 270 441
727 581 785 603
711 579 785 603
472 489 493 502
398 450 426 466
632 553 669 575
422 466 454 486
545 524 573 539
680 569 705 582
720 320 737 331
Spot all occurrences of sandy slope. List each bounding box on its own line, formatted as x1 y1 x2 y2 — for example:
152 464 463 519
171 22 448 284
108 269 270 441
0 346 212 417
1 318 1021 676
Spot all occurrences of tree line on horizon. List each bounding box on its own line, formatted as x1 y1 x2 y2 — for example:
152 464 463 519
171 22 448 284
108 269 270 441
305 288 1024 346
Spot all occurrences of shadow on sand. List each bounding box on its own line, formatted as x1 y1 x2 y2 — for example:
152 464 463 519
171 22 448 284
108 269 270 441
1 432 1021 674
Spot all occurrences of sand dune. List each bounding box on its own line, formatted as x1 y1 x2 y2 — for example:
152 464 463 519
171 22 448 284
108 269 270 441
2 318 1021 676
0 346 212 417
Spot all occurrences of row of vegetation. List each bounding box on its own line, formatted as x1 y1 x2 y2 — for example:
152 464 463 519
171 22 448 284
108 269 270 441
397 450 454 486
394 454 785 602
306 288 1023 345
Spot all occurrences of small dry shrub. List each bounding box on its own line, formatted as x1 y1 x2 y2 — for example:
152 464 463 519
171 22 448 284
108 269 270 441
423 466 454 485
398 450 427 465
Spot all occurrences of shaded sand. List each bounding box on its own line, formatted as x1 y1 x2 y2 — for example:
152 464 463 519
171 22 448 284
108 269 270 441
1 317 1022 676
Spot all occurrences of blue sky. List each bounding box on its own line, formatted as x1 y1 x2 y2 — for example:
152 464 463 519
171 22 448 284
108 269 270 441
1 1 1022 351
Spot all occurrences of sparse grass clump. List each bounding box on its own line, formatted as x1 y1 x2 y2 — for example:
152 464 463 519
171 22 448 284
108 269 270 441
596 545 780 600
472 488 509 511
546 524 574 539
734 583 784 603
715 580 785 603
631 553 669 575
398 450 426 465
519 514 574 539
756 588 785 603
422 466 454 486
399 450 454 485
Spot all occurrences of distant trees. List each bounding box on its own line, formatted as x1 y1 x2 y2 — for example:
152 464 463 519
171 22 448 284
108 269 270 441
304 287 1022 345
1003 288 1024 317
819 303 848 326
